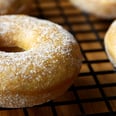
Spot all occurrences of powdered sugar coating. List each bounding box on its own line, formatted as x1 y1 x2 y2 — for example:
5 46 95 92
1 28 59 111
0 15 82 107
104 20 116 67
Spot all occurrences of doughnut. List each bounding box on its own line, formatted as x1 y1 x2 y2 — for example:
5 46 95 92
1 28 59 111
0 0 35 15
70 0 116 19
104 20 116 67
0 15 82 108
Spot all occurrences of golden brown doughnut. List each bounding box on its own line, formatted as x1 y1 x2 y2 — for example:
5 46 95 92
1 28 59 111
0 15 82 108
104 20 116 67
0 0 35 15
70 0 116 19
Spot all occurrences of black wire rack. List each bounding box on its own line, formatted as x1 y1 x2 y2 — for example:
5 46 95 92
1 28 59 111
0 0 116 116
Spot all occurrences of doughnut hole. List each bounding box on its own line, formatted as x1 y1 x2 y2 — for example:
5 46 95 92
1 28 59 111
0 47 24 52
0 30 35 52
0 21 37 52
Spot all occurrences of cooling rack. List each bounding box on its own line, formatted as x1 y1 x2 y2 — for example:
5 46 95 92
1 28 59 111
0 0 116 116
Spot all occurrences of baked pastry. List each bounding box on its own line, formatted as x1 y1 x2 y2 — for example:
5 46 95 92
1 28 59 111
0 0 35 15
0 15 82 108
104 20 116 67
70 0 116 19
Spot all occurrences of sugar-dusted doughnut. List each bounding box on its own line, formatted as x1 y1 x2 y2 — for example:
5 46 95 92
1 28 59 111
0 0 35 15
0 15 82 108
70 0 116 19
104 20 116 67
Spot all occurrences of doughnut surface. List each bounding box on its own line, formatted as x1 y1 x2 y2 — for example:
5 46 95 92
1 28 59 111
104 20 116 67
70 0 116 19
0 0 35 15
0 15 82 108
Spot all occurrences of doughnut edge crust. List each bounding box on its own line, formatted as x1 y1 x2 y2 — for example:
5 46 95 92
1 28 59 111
0 15 82 108
104 20 116 67
70 0 116 19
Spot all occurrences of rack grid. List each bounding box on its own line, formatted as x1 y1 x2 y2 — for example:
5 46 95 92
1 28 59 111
0 0 116 116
